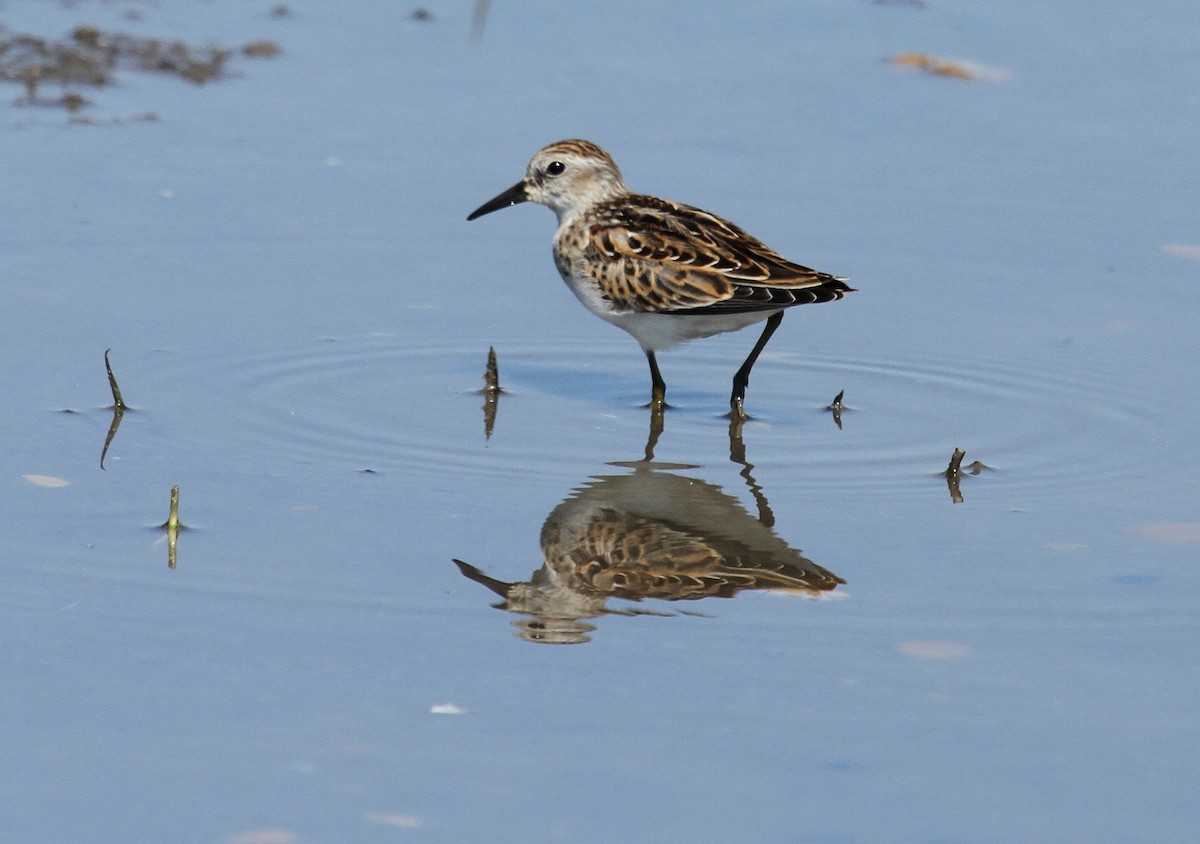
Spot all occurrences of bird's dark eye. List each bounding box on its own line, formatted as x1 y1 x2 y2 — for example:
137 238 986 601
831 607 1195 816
546 161 566 176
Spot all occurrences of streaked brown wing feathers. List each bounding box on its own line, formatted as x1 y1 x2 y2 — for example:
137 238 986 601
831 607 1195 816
586 194 853 314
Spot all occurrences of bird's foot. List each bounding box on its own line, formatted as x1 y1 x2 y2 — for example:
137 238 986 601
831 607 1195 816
646 385 668 414
727 395 748 422
727 411 745 443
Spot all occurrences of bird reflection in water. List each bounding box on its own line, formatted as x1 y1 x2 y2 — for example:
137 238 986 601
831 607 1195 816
455 413 844 644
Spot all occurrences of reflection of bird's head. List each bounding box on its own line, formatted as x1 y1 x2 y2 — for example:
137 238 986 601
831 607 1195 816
454 559 605 645
455 466 844 644
509 616 597 646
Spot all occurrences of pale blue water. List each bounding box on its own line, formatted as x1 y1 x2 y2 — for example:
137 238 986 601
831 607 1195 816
2 1 1198 842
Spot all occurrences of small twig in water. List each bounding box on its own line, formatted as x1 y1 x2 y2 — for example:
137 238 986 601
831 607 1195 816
100 404 123 470
826 389 845 429
945 448 967 478
100 349 129 469
944 448 967 504
482 346 501 441
104 348 127 410
484 346 500 395
166 485 180 569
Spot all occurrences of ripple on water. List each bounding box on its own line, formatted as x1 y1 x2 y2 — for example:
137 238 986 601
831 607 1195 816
152 336 631 482
745 347 1167 499
144 335 1172 501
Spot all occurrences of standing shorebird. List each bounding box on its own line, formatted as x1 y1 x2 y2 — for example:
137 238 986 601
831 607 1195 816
467 139 854 417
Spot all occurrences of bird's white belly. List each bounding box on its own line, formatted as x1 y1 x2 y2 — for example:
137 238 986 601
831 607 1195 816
607 310 775 352
556 264 773 351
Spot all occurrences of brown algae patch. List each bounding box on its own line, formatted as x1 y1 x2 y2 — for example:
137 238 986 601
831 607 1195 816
0 24 281 111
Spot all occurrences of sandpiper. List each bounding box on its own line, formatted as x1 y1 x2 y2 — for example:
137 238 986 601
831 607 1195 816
467 139 853 417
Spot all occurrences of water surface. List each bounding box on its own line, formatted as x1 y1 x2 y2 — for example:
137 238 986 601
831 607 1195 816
3 1 1198 842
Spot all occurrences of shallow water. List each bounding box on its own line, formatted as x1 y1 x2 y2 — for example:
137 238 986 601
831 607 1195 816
3 0 1199 842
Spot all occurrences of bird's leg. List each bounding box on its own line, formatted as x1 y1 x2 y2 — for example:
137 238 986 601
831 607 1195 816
730 311 784 418
728 415 775 529
646 349 667 411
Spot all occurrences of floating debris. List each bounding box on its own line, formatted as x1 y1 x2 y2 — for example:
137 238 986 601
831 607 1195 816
944 448 966 503
945 447 967 478
826 389 846 430
242 40 282 59
483 346 501 395
156 486 191 568
104 348 127 410
889 53 978 80
61 92 88 112
1 24 280 112
481 346 501 440
23 474 70 488
100 349 129 470
100 405 124 469
166 485 180 569
887 52 1008 81
429 702 467 715
942 448 992 503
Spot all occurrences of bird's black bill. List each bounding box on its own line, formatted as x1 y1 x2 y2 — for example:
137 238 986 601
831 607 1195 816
467 181 529 221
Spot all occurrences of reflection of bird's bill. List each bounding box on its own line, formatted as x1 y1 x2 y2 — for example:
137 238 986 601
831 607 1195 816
454 558 608 617
453 559 510 599
454 456 844 643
